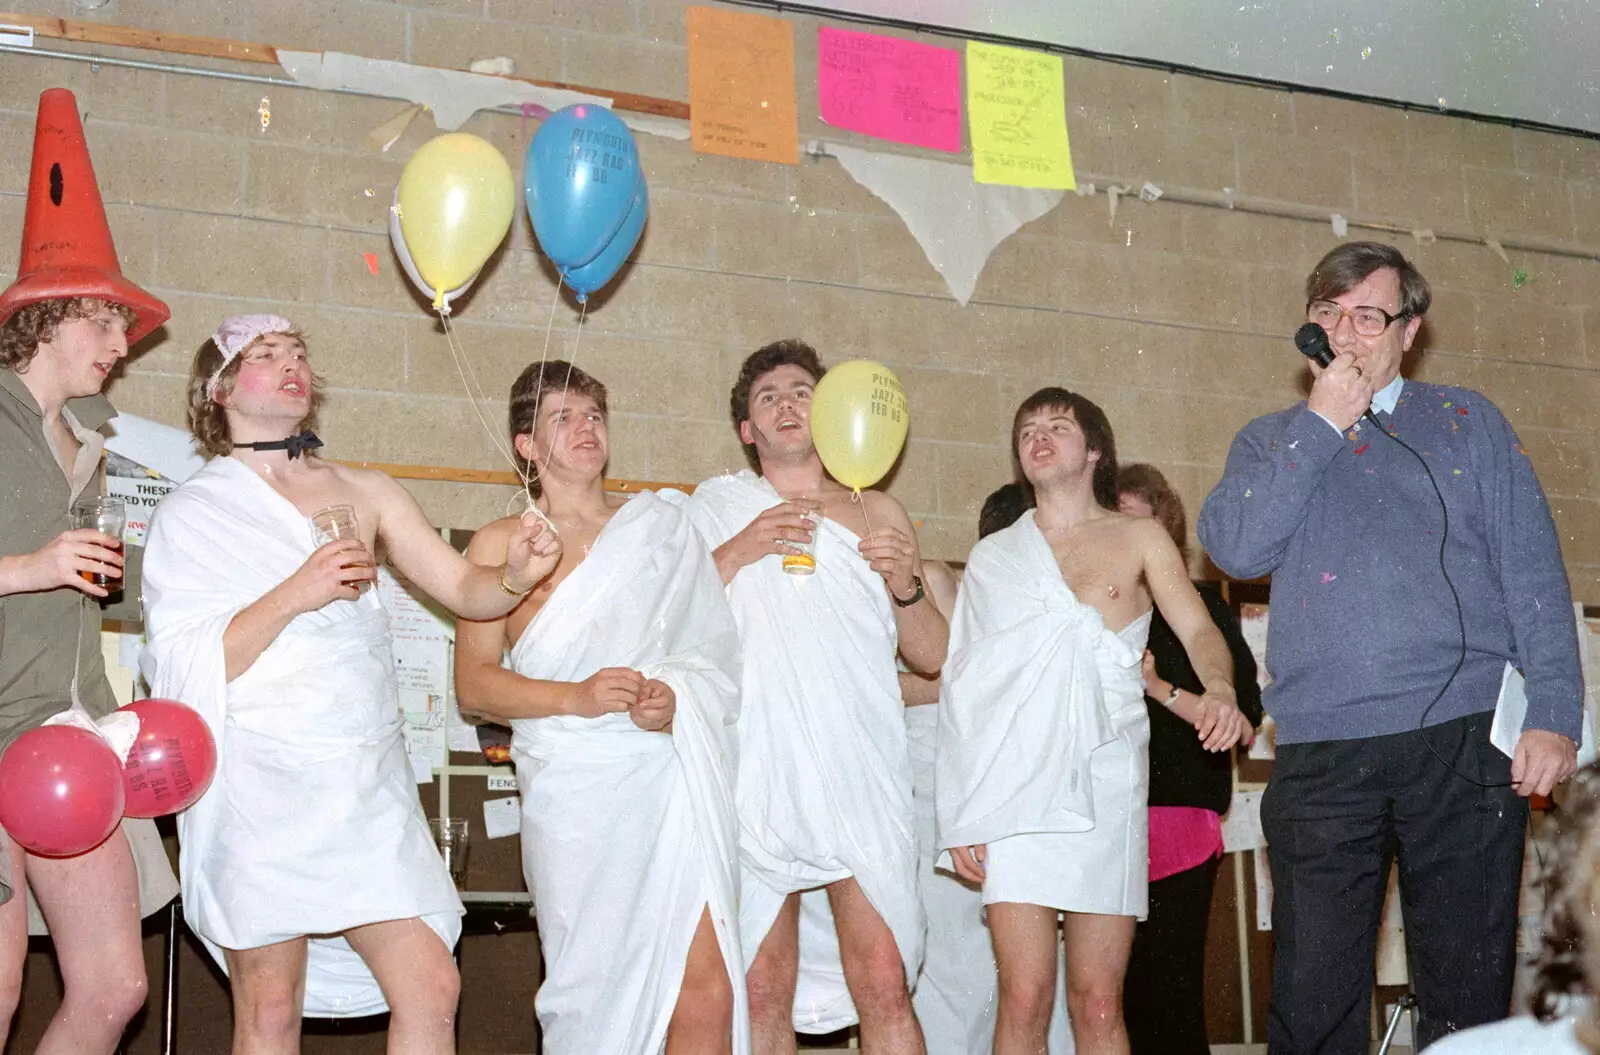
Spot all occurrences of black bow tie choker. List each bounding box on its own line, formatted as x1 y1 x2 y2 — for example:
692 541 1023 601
233 430 324 460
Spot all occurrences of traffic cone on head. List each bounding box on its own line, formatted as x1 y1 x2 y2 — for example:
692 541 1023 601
0 88 169 345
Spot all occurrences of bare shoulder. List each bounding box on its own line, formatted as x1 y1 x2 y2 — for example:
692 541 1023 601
920 559 959 615
1119 512 1182 562
323 459 404 501
862 488 914 531
464 515 520 562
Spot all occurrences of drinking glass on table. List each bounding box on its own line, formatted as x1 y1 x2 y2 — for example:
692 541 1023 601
430 817 470 887
782 499 821 576
309 504 371 593
70 497 125 587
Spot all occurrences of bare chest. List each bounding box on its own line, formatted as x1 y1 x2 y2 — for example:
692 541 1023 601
503 521 603 644
814 490 871 540
1044 529 1150 632
264 473 380 551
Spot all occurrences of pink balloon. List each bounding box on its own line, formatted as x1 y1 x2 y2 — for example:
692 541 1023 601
119 699 217 819
0 725 125 857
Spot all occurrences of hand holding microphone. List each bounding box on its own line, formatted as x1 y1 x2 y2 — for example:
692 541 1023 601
1297 322 1376 432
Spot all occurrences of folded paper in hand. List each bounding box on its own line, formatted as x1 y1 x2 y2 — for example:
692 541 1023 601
1490 661 1596 766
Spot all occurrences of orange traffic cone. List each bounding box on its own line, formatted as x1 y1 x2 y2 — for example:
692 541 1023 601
0 88 169 344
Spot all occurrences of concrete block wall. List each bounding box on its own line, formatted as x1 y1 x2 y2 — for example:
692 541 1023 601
0 0 1595 603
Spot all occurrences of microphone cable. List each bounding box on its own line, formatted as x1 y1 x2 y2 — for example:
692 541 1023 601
1364 410 1508 789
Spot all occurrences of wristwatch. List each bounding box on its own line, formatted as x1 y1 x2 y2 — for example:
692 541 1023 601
892 575 925 608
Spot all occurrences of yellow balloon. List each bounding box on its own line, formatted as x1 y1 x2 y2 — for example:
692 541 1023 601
396 134 515 310
810 360 910 490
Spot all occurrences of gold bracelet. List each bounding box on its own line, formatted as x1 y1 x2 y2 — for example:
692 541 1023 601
498 565 532 597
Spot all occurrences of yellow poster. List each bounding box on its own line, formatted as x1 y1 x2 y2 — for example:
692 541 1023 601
966 41 1075 190
687 6 799 165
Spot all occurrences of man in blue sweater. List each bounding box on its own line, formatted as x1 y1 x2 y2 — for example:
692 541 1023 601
1198 241 1583 1054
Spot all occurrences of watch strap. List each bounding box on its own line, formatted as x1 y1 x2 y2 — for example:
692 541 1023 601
892 574 925 608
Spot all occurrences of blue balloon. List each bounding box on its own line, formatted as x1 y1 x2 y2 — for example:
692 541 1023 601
525 104 641 271
565 180 648 304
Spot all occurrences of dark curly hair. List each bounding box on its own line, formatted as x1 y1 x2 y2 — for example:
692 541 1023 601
729 338 824 467
508 359 608 496
0 298 136 370
1529 763 1600 1048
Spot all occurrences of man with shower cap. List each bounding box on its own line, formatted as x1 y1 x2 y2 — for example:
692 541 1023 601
140 313 561 1052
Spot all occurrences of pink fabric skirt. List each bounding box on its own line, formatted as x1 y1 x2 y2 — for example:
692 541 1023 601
1148 806 1223 883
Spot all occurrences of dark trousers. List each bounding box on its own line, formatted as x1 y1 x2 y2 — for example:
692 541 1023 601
1260 711 1527 1054
1125 853 1221 1055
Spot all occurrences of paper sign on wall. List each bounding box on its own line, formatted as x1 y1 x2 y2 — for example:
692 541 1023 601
482 796 521 839
1221 789 1265 852
817 27 961 153
966 41 1076 190
688 6 798 165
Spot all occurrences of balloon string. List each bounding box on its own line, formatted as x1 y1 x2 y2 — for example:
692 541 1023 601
853 488 878 543
438 311 549 526
538 274 565 370
540 297 589 472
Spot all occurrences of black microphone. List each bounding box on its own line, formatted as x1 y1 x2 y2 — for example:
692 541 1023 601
1295 322 1335 367
1296 321 1385 429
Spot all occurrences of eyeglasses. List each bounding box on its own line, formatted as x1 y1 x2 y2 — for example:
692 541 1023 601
1307 300 1410 338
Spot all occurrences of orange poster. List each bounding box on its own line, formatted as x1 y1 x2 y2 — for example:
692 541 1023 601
687 6 798 165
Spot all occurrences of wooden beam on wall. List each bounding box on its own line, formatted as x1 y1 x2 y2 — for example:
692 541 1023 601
1 11 692 120
338 460 695 494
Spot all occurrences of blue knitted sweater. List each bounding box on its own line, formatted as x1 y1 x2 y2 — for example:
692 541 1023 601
1198 380 1583 745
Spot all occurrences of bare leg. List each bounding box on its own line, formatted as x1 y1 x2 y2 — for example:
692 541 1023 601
747 892 800 1055
666 906 733 1055
990 902 1059 1055
27 827 148 1055
344 917 460 1055
0 834 31 1041
827 877 923 1055
224 937 309 1055
1062 912 1135 1055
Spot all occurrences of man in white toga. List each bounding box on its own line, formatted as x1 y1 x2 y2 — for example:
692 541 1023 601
455 359 746 1055
683 339 947 1054
939 387 1248 1055
142 314 560 1053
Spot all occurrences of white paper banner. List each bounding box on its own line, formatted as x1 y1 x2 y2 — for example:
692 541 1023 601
825 141 1064 305
279 50 607 131
277 51 687 141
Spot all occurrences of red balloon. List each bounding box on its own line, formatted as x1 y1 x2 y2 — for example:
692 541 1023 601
118 698 217 819
0 725 125 857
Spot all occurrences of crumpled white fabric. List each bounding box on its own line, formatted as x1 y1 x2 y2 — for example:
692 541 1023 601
141 456 461 1018
682 471 922 1034
40 702 139 763
936 510 1127 853
506 491 748 1055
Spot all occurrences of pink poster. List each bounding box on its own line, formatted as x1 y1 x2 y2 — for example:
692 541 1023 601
817 27 962 153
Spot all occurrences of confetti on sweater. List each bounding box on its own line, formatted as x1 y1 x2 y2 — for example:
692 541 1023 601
1354 444 1370 456
1321 572 1337 584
